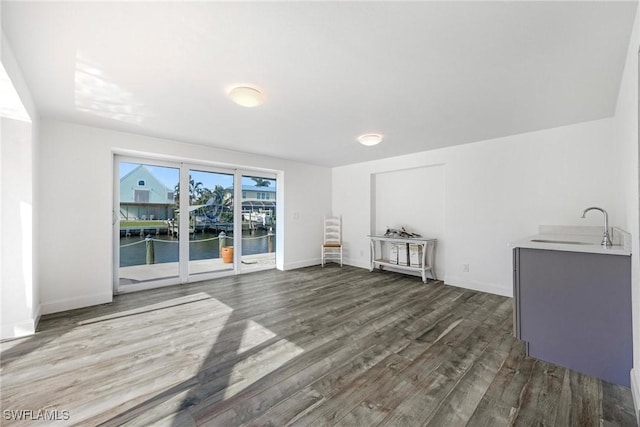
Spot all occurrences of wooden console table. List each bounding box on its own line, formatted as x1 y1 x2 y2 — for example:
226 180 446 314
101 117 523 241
368 235 437 283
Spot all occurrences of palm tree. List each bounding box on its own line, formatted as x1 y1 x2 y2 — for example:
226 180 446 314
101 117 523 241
251 177 271 187
173 175 204 206
206 185 233 220
189 178 204 204
196 188 213 205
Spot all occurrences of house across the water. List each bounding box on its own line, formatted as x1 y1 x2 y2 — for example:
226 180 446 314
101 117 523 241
119 165 175 220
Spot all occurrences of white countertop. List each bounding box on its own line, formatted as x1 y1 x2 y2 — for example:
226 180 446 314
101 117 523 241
510 226 631 256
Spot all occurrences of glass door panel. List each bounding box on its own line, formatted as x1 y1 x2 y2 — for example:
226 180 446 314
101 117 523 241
118 160 180 286
188 169 234 276
240 175 277 272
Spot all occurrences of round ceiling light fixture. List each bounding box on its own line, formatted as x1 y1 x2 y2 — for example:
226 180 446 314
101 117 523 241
227 85 265 107
357 133 383 146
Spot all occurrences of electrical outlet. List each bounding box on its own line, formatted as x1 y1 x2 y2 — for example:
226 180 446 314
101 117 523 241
293 212 300 220
463 264 470 272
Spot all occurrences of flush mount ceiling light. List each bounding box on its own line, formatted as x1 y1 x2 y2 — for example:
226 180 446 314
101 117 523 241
227 85 265 107
357 133 383 146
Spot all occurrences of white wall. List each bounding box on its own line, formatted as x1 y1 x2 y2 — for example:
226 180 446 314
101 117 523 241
374 165 445 236
373 165 446 277
333 117 623 297
1 118 37 339
1 29 40 340
37 120 331 314
615 3 640 417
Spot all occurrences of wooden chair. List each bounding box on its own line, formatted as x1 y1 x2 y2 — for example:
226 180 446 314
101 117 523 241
321 216 343 267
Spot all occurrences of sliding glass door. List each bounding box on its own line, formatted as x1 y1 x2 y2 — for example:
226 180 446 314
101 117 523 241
114 157 278 292
240 174 277 272
188 168 234 276
117 160 180 286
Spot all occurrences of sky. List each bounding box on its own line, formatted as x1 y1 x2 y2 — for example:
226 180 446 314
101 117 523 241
120 161 276 191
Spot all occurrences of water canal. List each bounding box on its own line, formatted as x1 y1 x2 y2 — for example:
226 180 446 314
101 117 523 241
119 229 275 267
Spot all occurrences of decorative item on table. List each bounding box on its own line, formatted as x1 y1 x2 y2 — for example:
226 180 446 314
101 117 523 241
384 226 421 238
389 243 399 264
397 244 409 266
409 244 423 267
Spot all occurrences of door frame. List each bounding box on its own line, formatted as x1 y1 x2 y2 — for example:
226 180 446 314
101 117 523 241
113 155 184 294
182 162 237 282
238 170 278 273
113 154 280 294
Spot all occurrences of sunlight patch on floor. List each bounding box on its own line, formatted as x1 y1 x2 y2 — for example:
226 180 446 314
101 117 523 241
77 292 229 325
224 335 305 400
237 320 277 355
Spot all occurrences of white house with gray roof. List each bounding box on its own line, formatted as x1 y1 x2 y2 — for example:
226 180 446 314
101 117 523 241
120 165 175 220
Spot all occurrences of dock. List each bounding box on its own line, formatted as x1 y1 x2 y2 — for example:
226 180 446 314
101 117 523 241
119 253 276 284
120 220 272 237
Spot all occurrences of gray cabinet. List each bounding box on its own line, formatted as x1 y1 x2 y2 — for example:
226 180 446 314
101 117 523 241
513 247 632 386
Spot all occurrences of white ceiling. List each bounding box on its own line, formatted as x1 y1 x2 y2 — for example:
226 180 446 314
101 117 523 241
1 1 637 167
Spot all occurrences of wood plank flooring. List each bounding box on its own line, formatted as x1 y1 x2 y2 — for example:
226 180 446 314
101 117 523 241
1 266 636 426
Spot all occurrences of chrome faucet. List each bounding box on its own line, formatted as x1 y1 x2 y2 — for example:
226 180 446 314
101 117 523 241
580 206 612 247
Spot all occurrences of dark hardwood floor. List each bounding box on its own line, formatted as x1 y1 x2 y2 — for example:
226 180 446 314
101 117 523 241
1 266 636 426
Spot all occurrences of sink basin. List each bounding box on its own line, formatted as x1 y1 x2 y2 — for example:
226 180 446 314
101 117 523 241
530 239 591 245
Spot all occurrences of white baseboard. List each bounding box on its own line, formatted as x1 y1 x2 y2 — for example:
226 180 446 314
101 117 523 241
40 292 113 315
0 304 42 341
343 258 370 270
1 317 38 341
444 275 512 297
297 261 511 298
342 264 511 298
283 258 322 271
631 369 640 425
33 304 41 329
